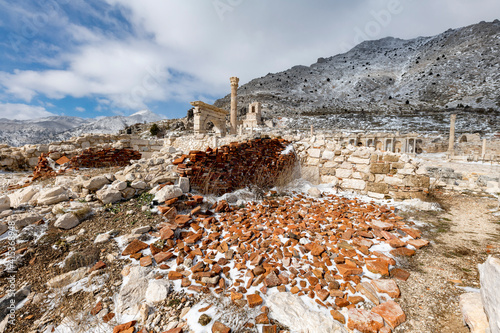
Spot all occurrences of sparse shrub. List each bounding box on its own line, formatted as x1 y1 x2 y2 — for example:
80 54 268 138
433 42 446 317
150 123 160 136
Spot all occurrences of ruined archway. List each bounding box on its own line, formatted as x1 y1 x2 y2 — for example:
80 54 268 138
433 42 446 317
191 101 229 136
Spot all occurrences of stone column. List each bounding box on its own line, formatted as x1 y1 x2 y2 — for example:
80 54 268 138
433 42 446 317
230 77 239 135
310 125 314 137
448 114 456 156
482 138 486 160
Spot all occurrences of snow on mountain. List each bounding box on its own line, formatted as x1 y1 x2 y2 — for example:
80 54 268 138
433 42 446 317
214 20 500 133
0 110 166 147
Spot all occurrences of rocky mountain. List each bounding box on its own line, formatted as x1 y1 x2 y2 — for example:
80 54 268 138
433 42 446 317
0 110 165 147
215 20 500 132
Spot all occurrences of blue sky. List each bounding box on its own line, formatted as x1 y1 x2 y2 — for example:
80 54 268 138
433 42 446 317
0 0 499 120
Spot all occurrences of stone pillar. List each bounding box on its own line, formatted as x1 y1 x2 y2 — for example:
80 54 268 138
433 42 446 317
310 125 314 137
448 114 456 156
230 77 239 135
482 138 486 160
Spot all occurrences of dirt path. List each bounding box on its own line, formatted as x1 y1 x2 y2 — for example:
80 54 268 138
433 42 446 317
394 193 500 333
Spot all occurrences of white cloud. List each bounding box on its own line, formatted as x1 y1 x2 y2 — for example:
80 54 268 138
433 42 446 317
0 0 499 116
0 103 56 120
75 106 85 112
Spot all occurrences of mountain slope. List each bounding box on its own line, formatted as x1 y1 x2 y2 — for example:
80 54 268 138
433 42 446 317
0 110 165 147
215 20 500 119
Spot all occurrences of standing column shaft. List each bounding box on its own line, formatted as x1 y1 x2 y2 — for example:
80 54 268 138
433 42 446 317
482 138 487 159
448 114 456 156
230 77 239 135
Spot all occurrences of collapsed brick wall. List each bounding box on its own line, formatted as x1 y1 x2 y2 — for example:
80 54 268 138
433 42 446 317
175 138 297 195
0 134 163 171
32 148 141 181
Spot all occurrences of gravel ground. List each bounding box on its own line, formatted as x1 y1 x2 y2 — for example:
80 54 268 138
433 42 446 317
394 192 500 333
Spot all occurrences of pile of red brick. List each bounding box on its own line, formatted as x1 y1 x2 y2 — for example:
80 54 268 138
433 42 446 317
31 148 141 181
32 153 59 181
69 148 141 169
174 138 297 195
117 192 428 332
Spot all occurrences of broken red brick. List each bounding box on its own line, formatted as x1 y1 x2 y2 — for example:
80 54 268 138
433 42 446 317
122 239 148 256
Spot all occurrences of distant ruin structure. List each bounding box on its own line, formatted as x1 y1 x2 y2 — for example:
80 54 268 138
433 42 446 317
191 101 228 136
448 114 457 156
242 102 262 128
230 77 239 135
330 133 422 154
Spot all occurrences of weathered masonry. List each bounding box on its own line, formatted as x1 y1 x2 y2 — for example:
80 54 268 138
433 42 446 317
191 101 229 136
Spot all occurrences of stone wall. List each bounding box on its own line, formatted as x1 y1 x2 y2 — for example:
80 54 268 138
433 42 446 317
0 134 164 171
294 139 430 200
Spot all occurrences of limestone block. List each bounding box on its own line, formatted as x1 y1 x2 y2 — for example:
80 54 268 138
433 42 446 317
115 266 151 316
301 166 320 185
28 157 39 167
154 185 183 203
121 187 136 200
404 175 430 188
368 192 385 199
0 158 13 166
96 186 123 205
323 161 338 168
37 186 70 206
370 163 390 174
391 162 405 169
306 157 320 166
347 156 371 164
367 182 389 194
8 186 38 208
334 156 345 163
0 196 10 212
178 177 190 193
383 154 400 162
321 175 339 186
83 176 110 191
6 212 43 229
112 180 128 191
341 179 366 190
479 256 500 333
352 149 371 159
146 279 172 303
384 176 404 186
38 145 49 152
322 150 335 160
339 162 352 169
47 267 88 289
320 167 336 176
308 148 321 159
54 213 80 230
60 145 75 151
352 172 363 179
356 164 371 173
267 292 347 333
0 223 7 236
131 180 147 190
336 168 352 179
